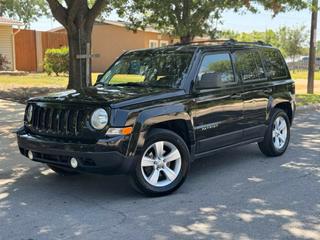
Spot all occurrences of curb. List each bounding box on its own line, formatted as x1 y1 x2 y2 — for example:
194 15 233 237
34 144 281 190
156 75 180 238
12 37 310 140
296 104 320 112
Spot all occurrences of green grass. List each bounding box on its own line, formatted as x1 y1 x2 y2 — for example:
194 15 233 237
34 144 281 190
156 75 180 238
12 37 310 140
1 73 320 106
296 94 320 106
109 74 144 84
0 73 101 89
0 71 318 89
291 70 320 81
0 73 146 89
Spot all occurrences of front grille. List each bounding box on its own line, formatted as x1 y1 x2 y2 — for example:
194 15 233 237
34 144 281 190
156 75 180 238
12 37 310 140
26 103 88 138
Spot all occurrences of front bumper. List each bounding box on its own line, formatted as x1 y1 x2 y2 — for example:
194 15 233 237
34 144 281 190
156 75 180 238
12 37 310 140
17 128 135 175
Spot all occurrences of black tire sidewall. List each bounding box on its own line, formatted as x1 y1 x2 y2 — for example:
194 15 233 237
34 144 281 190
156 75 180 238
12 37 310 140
131 128 190 196
268 109 291 155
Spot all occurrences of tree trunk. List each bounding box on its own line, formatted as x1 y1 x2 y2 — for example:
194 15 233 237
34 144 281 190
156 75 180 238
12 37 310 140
67 25 93 90
46 0 107 90
308 0 318 94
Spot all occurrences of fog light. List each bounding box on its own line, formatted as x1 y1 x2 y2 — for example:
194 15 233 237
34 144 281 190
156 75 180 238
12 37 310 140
70 158 78 168
27 150 34 160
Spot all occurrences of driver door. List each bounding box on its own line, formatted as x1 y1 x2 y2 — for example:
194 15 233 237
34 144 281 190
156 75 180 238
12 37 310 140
193 52 244 155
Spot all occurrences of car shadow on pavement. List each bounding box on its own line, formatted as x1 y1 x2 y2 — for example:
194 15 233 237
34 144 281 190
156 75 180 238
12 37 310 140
0 106 319 239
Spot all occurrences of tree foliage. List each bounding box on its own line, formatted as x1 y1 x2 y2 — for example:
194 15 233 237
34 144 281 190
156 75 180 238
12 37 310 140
278 26 308 61
118 0 309 43
45 0 113 89
219 26 308 60
0 0 48 26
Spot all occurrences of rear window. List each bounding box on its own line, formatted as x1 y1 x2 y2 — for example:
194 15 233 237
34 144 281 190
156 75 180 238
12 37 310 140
260 48 288 79
234 50 266 81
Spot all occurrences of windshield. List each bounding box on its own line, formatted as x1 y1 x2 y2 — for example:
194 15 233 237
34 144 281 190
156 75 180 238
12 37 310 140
98 49 194 88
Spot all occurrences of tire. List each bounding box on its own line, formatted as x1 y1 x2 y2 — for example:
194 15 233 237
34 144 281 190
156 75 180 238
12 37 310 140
130 128 190 197
47 164 79 176
258 108 291 157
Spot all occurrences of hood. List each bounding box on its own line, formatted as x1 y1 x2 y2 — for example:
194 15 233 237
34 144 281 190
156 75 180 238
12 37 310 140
29 86 185 108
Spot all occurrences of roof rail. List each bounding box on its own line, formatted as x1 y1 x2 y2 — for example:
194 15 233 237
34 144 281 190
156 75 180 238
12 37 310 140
174 39 272 47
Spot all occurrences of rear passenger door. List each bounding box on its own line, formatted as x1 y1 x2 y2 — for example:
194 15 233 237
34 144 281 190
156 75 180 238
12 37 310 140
193 52 244 154
233 49 270 140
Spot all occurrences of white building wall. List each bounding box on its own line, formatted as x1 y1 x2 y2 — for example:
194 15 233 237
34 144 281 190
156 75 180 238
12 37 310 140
0 25 13 70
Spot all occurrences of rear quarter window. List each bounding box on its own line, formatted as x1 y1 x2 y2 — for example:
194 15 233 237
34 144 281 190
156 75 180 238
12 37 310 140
234 50 266 82
260 48 289 80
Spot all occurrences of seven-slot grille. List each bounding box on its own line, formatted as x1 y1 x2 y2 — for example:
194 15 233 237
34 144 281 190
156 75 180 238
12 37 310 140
26 104 87 138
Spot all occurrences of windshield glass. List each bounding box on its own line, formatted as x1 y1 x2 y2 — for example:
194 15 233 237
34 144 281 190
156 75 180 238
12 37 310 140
98 49 194 88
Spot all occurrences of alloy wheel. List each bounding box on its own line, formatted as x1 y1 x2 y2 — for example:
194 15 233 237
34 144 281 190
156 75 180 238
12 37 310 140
272 116 288 150
141 141 182 187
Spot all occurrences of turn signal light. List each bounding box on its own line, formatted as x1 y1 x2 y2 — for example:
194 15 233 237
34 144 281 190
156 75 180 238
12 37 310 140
121 127 133 135
106 127 133 136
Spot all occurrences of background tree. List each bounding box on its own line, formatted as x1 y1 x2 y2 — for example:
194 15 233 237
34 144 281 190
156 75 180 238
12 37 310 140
218 29 279 46
46 0 116 89
0 0 48 27
119 0 308 44
219 26 308 60
1 0 124 89
278 26 308 62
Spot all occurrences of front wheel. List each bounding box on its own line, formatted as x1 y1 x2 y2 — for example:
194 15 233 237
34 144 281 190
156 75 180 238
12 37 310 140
131 129 190 197
258 109 291 157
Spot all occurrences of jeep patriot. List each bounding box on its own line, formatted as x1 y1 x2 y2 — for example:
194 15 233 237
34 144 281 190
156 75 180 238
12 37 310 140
17 40 295 196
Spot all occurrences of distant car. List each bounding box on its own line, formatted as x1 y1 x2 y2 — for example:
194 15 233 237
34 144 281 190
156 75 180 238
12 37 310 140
301 57 320 63
17 40 295 196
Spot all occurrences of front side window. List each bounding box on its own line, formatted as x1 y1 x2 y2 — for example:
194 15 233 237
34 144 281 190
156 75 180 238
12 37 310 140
98 50 194 88
198 53 235 85
234 50 266 81
260 48 288 79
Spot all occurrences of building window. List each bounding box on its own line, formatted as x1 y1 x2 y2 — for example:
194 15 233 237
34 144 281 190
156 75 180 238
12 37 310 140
149 40 158 48
160 40 169 47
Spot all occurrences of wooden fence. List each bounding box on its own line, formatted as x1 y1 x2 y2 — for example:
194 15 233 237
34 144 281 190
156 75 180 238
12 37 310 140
14 29 37 72
41 31 68 57
14 29 68 72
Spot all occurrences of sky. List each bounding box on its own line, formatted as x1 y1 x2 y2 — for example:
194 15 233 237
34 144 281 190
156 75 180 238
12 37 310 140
30 8 313 37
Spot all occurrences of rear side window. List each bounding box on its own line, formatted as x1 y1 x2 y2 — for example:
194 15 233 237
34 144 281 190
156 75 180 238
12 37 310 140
260 48 288 79
198 53 235 84
234 50 266 81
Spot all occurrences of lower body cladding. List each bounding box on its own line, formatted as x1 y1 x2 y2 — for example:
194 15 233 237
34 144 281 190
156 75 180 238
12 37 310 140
16 128 134 175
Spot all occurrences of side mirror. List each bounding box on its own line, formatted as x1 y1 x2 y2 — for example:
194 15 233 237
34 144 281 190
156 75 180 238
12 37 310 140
196 72 223 89
97 74 103 81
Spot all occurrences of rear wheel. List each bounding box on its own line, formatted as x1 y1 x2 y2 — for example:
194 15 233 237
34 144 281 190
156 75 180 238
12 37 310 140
258 109 290 157
131 129 190 196
47 164 79 176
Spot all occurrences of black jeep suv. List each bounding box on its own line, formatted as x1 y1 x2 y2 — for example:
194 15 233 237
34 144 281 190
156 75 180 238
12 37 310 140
17 40 295 196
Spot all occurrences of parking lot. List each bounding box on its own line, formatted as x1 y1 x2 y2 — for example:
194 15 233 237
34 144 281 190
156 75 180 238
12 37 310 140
0 99 319 240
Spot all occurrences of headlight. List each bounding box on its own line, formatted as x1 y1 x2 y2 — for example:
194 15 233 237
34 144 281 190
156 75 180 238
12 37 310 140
91 108 108 130
26 105 33 122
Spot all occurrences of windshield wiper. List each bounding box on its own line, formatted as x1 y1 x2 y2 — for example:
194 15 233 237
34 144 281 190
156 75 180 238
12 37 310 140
108 82 147 87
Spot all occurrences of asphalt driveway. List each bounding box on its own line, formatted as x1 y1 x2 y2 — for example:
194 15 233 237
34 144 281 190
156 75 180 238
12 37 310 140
0 99 319 240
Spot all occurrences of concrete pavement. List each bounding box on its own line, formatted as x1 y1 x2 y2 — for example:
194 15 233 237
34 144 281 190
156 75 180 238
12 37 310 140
0 99 319 240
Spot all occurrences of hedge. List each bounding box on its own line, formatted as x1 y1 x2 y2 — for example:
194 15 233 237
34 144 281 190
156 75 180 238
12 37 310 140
44 47 69 76
0 54 10 71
